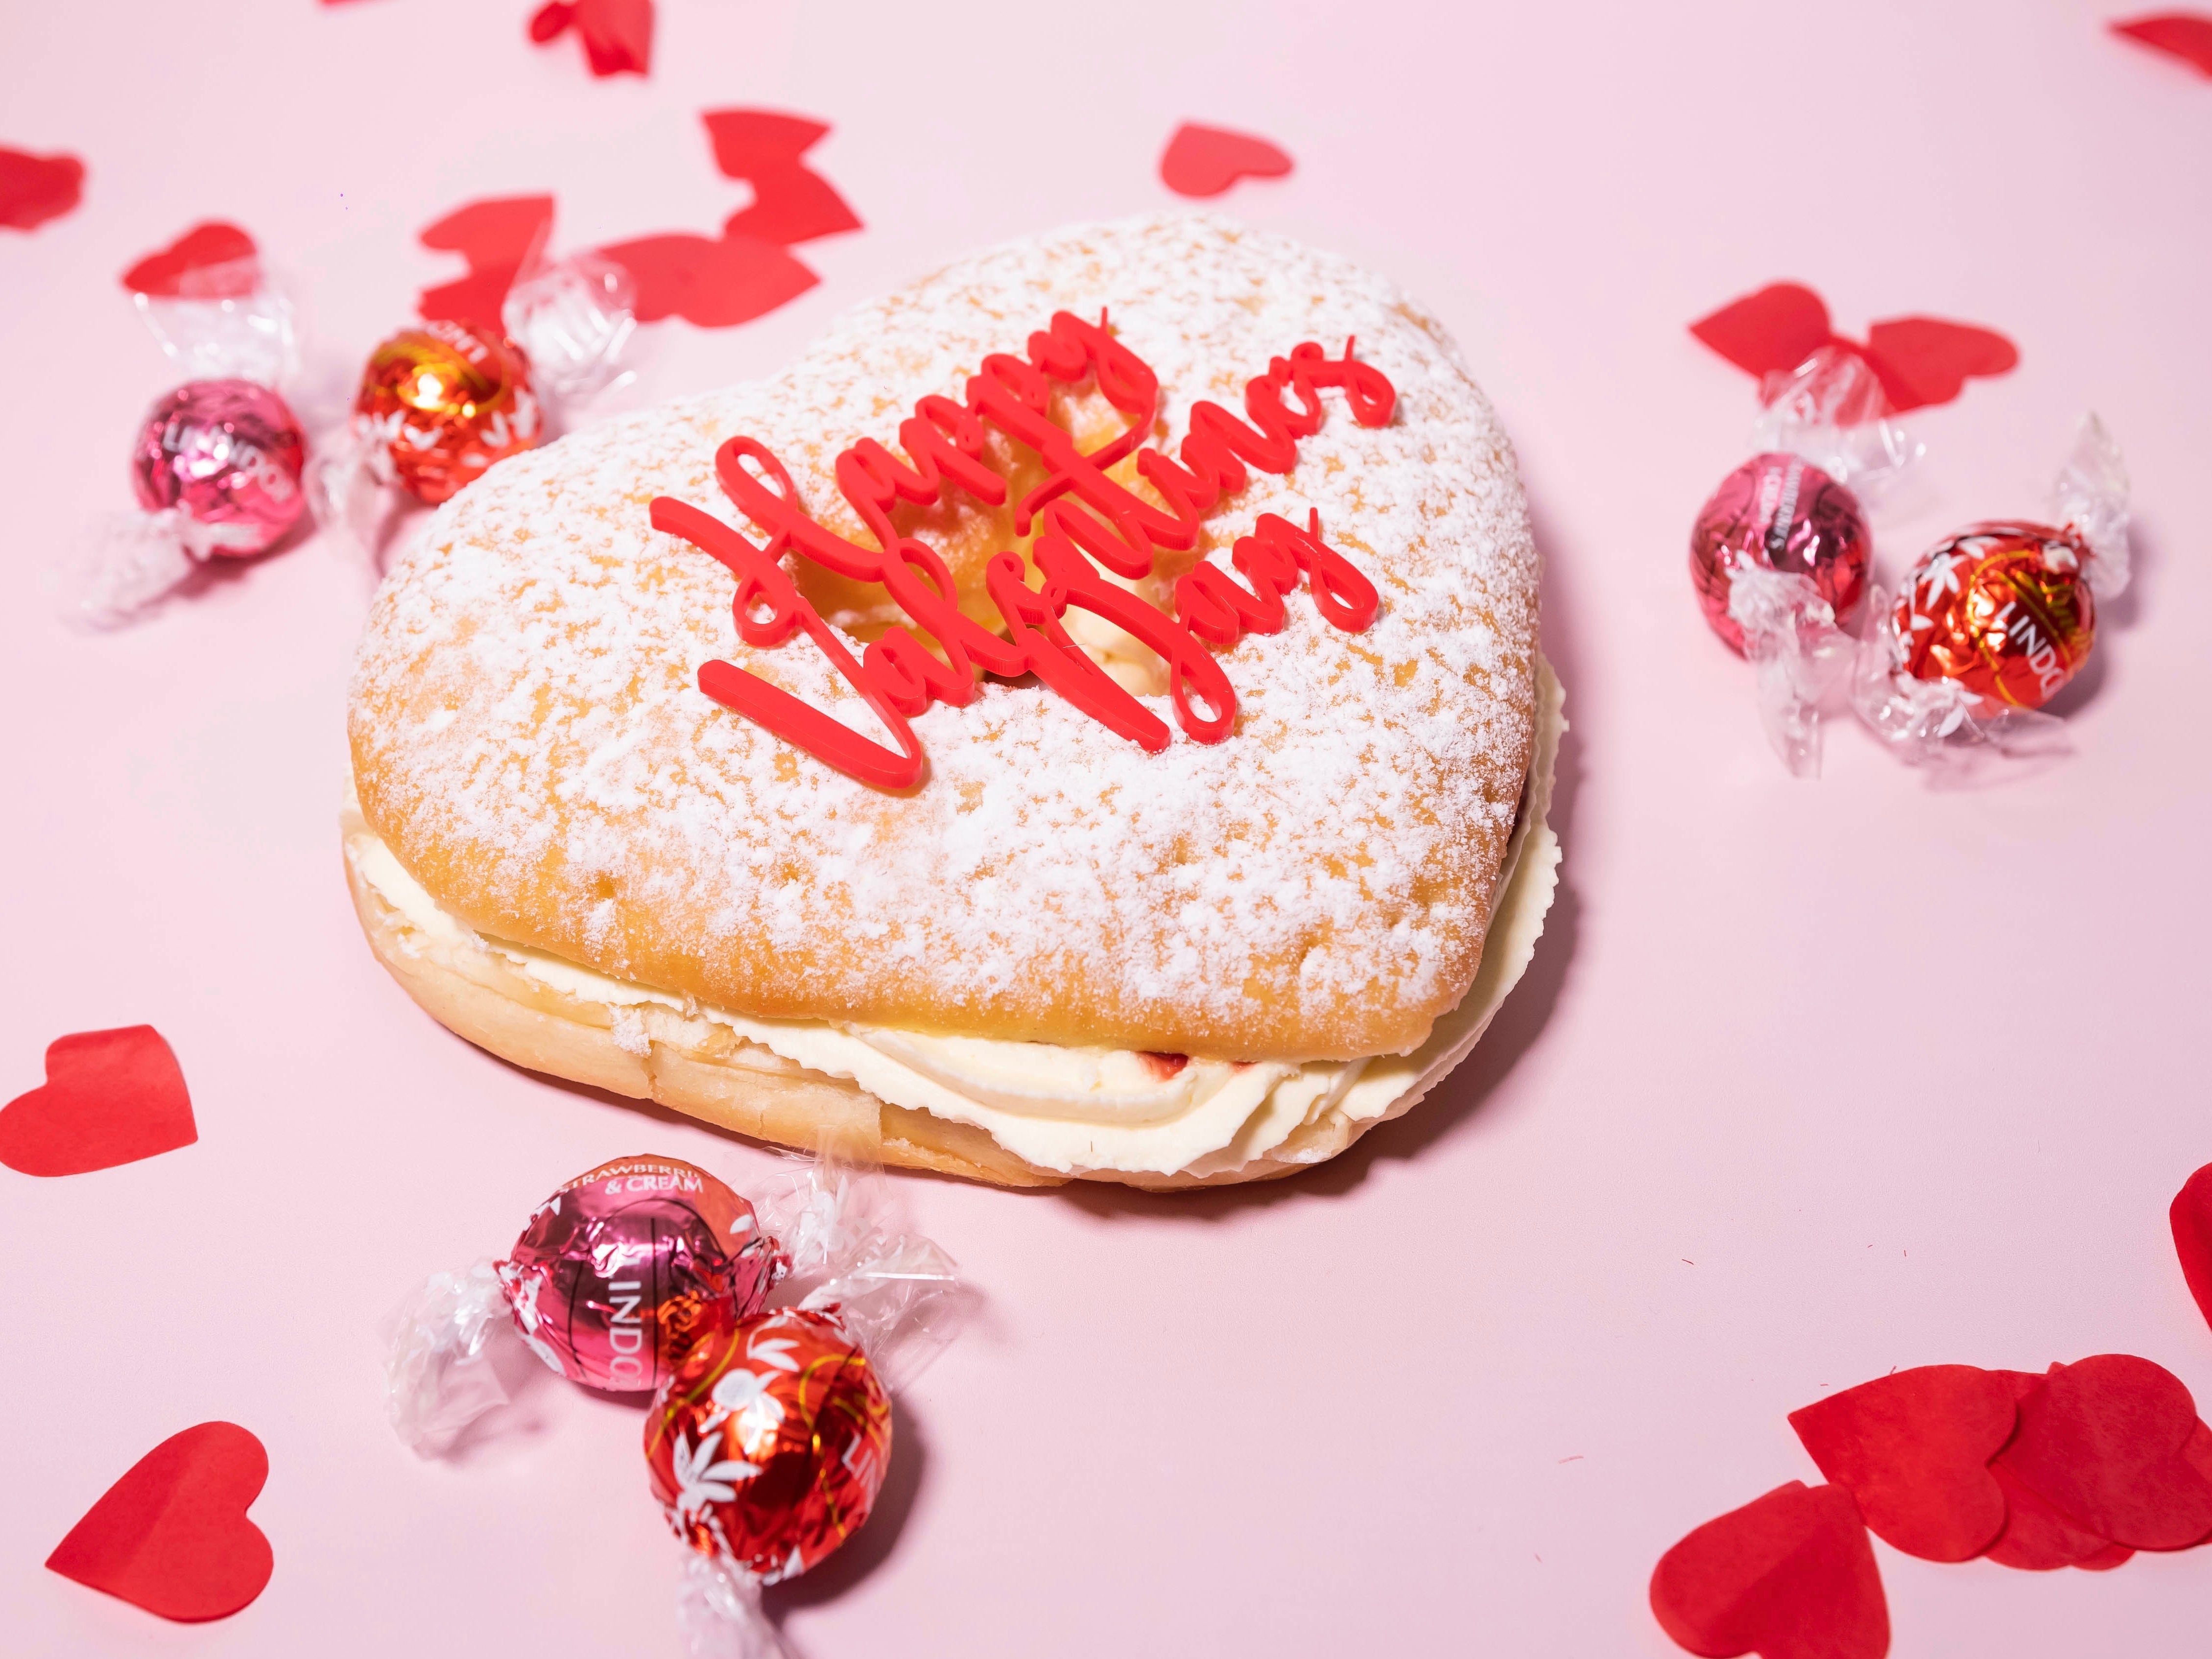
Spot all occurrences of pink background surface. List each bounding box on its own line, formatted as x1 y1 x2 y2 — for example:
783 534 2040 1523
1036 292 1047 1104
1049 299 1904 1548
4 1 2210 1653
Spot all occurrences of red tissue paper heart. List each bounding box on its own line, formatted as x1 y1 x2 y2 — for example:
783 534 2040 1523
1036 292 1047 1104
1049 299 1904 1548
1860 318 2019 414
0 146 84 232
1160 122 1294 199
1990 1356 2212 1551
0 1026 194 1177
2169 1161 2212 1334
595 229 816 328
1650 1481 1889 1659
1689 284 2018 413
704 109 862 246
528 0 653 76
1788 1365 2017 1562
417 194 555 328
48 1422 271 1622
2112 14 2212 76
1690 284 1834 381
121 222 261 300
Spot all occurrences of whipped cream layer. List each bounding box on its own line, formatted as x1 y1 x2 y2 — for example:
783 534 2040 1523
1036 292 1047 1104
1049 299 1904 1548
349 663 1562 1179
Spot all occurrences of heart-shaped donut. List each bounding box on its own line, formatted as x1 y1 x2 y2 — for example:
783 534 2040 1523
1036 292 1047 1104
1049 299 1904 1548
346 213 1557 1187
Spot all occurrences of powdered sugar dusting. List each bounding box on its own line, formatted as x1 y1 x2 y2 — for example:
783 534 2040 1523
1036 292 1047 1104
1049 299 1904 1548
349 213 1539 1061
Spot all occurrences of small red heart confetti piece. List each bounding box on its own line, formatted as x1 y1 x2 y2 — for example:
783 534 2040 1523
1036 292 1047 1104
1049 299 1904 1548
417 194 556 328
47 1422 272 1622
1 1026 194 1177
1859 318 2020 414
704 109 861 245
529 0 653 76
1650 1481 1889 1659
1689 284 2017 412
2112 14 2212 76
1159 122 1294 199
1689 284 1834 380
1991 1355 2212 1551
1981 1371 2134 1570
2170 1161 2212 1333
120 222 261 299
595 228 817 328
1986 1458 2136 1571
0 146 85 232
1787 1365 2016 1562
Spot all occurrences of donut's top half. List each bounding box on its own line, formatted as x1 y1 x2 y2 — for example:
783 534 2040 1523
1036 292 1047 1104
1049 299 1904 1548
348 214 1540 1062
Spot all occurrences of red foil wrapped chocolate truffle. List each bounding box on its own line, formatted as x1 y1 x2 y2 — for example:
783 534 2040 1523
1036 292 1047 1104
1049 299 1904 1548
1885 523 2095 711
1853 416 2130 762
498 1156 784 1393
648 1306 892 1584
1690 451 1869 654
353 318 541 504
129 378 308 558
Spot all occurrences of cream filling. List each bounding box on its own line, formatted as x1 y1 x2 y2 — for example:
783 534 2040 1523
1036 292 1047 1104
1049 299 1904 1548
347 659 1562 1177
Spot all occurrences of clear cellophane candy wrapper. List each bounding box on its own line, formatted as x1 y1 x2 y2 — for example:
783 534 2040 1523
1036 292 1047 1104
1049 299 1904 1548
61 256 308 629
1693 346 1921 777
313 251 638 585
1851 414 2129 775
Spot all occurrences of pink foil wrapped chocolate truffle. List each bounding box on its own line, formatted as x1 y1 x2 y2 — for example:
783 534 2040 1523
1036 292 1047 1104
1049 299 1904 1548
499 1155 786 1393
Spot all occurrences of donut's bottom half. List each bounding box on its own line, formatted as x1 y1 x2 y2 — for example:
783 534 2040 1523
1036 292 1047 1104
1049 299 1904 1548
348 664 1563 1191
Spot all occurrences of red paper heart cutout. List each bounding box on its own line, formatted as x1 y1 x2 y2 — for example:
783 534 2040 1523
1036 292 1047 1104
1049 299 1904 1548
704 109 861 246
1859 318 2019 414
417 195 556 328
47 1422 271 1622
528 0 653 75
1 1026 194 1177
1160 122 1294 199
595 229 817 328
1982 1371 2134 1570
1689 284 1834 380
1788 1365 2016 1561
0 146 85 232
1992 1355 2212 1550
1690 284 2017 412
121 222 260 299
2112 14 2212 76
2170 1161 2212 1333
1650 1481 1889 1659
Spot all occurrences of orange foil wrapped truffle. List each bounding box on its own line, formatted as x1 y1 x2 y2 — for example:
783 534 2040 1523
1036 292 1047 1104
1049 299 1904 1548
1887 523 2095 711
648 1306 892 1586
353 319 540 504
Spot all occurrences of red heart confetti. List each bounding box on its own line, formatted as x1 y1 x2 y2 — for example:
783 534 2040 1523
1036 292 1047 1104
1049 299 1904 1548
1689 283 2017 413
704 109 862 245
528 0 653 76
1986 1455 2136 1571
417 194 555 328
415 111 851 335
120 222 261 300
1788 1365 2016 1562
1990 1355 2212 1551
1159 122 1294 199
2170 1161 2212 1334
1859 318 2019 414
595 229 817 328
47 1422 272 1622
0 146 85 232
1690 284 1835 380
0 1026 194 1177
1650 1481 1889 1659
2112 13 2212 76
